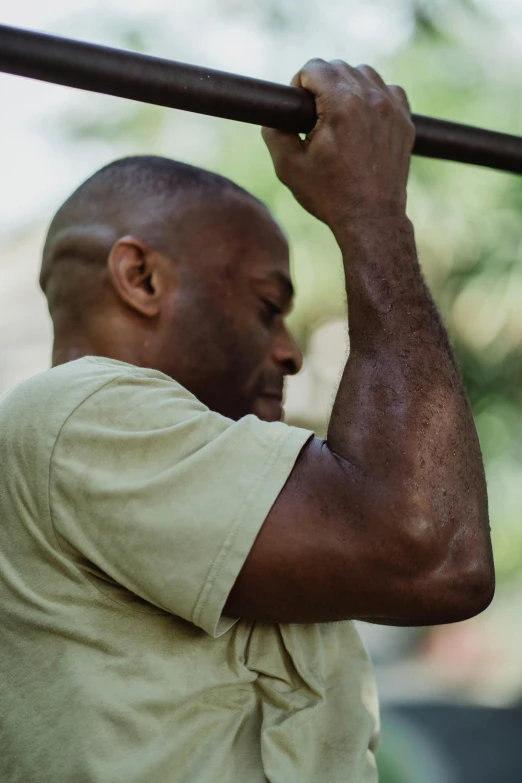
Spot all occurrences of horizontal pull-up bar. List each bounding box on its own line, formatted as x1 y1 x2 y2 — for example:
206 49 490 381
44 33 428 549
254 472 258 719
1 23 521 175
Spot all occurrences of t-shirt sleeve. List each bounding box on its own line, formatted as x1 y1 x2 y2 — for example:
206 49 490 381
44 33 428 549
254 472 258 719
48 369 313 637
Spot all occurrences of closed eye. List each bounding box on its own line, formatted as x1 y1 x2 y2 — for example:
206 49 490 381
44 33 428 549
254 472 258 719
263 298 283 317
259 298 284 328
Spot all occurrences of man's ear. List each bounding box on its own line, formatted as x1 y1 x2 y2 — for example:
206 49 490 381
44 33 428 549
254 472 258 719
107 235 172 318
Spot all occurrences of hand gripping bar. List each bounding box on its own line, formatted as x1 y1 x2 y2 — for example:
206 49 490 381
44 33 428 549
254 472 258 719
1 23 521 175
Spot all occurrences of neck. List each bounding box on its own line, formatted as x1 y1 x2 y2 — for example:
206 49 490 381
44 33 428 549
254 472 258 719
52 335 98 367
52 326 160 371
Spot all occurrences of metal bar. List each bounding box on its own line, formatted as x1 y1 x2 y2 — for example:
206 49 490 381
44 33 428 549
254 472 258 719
1 23 521 175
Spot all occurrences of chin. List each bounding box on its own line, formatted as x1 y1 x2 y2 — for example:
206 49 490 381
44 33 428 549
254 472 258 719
253 396 284 423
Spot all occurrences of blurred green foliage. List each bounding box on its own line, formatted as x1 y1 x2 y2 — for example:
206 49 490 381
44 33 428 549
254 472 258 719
55 0 522 581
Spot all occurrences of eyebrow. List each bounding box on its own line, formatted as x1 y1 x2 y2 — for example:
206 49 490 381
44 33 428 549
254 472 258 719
266 270 295 302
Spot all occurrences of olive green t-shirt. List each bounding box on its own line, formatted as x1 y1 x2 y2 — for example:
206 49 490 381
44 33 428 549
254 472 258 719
0 357 379 783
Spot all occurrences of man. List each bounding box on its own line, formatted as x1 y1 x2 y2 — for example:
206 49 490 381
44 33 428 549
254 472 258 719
0 60 494 782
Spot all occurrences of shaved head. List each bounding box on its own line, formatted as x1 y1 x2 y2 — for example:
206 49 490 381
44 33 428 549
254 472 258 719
41 155 266 318
40 155 302 421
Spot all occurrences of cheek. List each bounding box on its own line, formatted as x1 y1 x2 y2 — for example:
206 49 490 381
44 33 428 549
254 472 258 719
223 323 267 388
235 312 273 377
207 288 268 369
171 284 271 413
208 312 273 414
193 299 263 380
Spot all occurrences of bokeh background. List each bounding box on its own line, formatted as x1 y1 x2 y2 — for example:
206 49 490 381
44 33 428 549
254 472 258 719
1 0 522 780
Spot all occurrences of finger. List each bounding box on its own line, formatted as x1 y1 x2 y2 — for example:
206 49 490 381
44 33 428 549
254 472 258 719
355 64 387 89
328 60 389 97
291 58 341 96
387 85 411 113
290 70 302 88
261 123 304 186
328 59 361 84
261 125 304 159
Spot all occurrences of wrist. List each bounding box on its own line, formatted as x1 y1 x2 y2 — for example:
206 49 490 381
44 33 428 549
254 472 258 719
332 213 413 250
334 213 424 320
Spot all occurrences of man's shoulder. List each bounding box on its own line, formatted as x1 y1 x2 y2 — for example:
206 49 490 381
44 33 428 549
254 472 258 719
0 357 190 438
0 357 129 413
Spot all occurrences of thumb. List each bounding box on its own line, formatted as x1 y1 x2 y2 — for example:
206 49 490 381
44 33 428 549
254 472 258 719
261 68 306 180
261 125 304 180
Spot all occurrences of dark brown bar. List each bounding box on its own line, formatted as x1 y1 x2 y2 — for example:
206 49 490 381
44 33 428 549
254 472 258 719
1 23 521 175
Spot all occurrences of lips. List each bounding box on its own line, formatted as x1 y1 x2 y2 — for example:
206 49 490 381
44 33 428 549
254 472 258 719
260 390 283 400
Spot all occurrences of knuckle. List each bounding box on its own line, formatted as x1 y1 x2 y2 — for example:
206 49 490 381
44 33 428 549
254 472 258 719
327 87 363 119
388 85 410 107
372 93 394 116
299 58 343 93
318 74 357 105
303 57 329 71
357 64 384 82
329 58 350 71
344 89 365 108
388 84 407 98
324 64 348 84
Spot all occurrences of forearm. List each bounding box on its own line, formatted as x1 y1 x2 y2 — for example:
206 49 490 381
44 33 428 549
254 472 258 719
262 59 493 623
327 215 491 575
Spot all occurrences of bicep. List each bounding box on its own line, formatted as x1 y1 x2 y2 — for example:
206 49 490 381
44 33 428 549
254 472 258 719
225 438 395 624
225 436 487 627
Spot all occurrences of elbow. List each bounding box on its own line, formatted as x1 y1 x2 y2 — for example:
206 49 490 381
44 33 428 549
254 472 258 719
399 513 495 625
439 551 495 623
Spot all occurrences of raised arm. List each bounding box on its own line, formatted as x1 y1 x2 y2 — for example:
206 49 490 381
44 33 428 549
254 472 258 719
225 59 494 626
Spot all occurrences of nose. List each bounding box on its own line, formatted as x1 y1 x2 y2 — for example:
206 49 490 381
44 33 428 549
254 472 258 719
273 326 303 376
